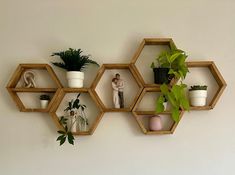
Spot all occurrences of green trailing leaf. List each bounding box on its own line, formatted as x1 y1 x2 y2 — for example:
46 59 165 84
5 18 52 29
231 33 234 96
156 83 189 122
172 107 180 122
160 84 169 94
60 137 66 146
56 135 65 141
156 95 165 113
68 132 75 145
57 130 65 134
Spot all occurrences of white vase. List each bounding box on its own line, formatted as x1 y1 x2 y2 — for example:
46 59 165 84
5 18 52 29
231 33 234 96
70 116 77 133
66 71 84 88
189 90 207 106
163 102 168 111
40 100 49 109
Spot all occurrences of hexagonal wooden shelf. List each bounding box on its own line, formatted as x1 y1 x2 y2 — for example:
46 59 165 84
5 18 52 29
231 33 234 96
49 88 104 135
186 61 227 110
91 64 143 112
130 38 177 87
132 111 184 135
6 64 62 112
132 87 184 134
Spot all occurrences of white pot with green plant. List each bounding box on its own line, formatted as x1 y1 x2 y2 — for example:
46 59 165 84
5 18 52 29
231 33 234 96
40 94 50 109
189 85 208 106
155 45 190 122
57 94 88 146
51 48 99 88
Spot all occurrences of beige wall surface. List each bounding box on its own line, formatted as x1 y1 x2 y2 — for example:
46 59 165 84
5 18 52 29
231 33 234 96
0 0 235 175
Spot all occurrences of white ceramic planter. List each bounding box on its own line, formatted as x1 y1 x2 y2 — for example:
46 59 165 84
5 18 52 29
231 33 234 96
66 71 84 88
40 100 49 109
189 90 207 106
149 115 162 131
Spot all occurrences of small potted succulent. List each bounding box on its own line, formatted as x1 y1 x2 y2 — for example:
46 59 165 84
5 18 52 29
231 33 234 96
39 94 50 109
51 48 99 88
150 42 188 84
189 85 208 106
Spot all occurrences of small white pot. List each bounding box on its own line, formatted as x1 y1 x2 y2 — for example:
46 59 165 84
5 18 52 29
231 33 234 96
189 90 207 106
40 100 49 109
66 71 84 88
163 102 168 111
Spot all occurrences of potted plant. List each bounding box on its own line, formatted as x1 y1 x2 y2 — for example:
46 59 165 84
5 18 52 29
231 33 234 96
156 83 190 122
189 85 208 106
56 94 88 146
51 48 99 88
150 42 188 84
155 43 190 122
39 94 50 109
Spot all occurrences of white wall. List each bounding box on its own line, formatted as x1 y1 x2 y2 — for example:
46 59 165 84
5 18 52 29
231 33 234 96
1 0 235 175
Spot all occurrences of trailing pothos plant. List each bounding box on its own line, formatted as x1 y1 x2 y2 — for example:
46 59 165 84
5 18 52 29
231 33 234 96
151 41 188 80
156 83 190 122
56 94 88 146
155 43 190 122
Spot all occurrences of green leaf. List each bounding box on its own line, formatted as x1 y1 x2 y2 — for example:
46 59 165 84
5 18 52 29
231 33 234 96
60 137 66 146
68 132 75 145
57 130 65 134
169 53 181 63
168 92 177 108
160 84 169 95
156 95 164 113
56 135 65 141
180 98 190 111
172 107 180 122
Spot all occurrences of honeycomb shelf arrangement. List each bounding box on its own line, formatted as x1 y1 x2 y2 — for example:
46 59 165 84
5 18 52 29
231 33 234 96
6 38 227 137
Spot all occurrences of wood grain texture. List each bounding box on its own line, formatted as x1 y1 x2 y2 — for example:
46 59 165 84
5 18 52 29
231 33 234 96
6 64 62 113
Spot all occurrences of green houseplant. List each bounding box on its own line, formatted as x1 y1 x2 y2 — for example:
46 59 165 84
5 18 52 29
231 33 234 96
156 83 190 122
39 94 50 109
189 85 208 107
51 48 99 88
155 45 190 122
57 94 88 146
151 42 188 84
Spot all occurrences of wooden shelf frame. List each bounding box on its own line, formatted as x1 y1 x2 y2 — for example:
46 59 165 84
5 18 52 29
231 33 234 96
6 64 62 112
49 88 104 136
186 61 227 110
130 38 177 87
132 86 184 134
132 111 184 135
91 64 144 112
5 39 227 137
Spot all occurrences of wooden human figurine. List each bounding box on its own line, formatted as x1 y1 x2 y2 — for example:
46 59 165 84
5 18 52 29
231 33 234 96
112 78 120 108
116 73 124 108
